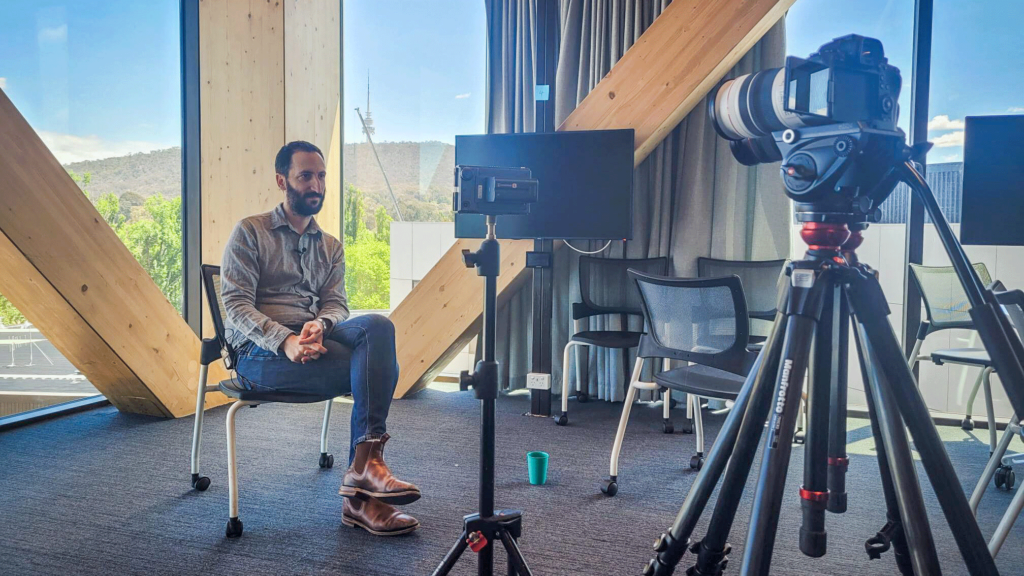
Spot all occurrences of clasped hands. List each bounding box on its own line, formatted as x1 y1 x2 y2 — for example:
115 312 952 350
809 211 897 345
282 320 329 363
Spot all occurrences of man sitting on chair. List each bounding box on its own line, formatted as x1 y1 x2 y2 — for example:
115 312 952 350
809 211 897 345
221 140 420 536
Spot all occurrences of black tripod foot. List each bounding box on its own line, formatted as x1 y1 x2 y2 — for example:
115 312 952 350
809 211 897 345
600 476 618 497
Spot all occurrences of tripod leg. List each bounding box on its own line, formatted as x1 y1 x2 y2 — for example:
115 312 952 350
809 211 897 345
800 283 836 557
827 288 850 513
432 531 470 576
859 325 942 574
499 529 533 576
847 269 1000 576
644 308 789 576
740 298 819 576
852 323 925 576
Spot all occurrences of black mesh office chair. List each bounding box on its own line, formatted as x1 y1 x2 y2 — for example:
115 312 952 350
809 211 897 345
600 270 757 496
697 257 786 343
908 263 996 441
189 264 338 538
555 255 670 427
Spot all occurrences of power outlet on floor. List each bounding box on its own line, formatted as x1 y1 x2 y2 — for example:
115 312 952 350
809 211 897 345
526 372 551 390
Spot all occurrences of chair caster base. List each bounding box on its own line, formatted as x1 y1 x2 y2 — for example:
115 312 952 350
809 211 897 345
319 452 334 469
554 413 568 426
662 419 674 434
600 476 618 497
191 473 211 491
962 416 975 431
794 430 806 445
226 517 243 538
576 391 590 403
690 454 705 470
995 465 1015 490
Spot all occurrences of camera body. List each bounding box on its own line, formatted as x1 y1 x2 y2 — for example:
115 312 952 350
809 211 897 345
453 165 539 216
785 35 901 131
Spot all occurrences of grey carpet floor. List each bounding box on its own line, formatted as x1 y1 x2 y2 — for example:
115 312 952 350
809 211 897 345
0 388 1021 575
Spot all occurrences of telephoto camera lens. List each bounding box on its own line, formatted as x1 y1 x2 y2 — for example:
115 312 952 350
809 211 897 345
709 68 827 165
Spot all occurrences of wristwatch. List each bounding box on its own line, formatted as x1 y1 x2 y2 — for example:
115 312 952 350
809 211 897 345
318 317 332 334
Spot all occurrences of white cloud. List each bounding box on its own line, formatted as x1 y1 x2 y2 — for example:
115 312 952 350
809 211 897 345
927 114 965 131
454 93 471 99
38 24 67 43
35 130 173 164
1009 107 1024 113
932 131 965 148
0 77 6 90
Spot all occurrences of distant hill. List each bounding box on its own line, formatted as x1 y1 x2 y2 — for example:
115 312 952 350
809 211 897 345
61 141 456 222
64 147 182 199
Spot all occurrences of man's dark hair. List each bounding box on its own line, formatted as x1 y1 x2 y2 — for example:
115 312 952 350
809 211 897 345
275 141 324 176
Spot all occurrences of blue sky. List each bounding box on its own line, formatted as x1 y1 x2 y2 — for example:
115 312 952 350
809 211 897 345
0 0 1019 164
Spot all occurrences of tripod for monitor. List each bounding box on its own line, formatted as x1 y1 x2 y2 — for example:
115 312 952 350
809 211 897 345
433 215 533 576
641 152 1024 575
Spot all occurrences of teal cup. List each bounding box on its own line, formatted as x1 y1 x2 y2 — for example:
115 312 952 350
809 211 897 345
527 451 549 485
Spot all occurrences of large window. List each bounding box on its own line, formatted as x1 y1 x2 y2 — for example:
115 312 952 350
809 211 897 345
342 0 485 312
0 0 182 417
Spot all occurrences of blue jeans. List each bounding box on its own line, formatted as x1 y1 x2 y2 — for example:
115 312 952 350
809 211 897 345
234 314 399 464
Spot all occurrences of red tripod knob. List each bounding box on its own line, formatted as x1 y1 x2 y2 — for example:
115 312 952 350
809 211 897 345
467 531 488 552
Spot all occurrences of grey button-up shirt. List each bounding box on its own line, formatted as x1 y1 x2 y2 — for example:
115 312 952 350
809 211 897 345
221 203 349 353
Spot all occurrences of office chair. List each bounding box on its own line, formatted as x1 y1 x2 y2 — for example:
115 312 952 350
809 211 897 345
908 263 997 447
600 270 757 496
968 281 1024 557
555 255 670 428
189 264 337 538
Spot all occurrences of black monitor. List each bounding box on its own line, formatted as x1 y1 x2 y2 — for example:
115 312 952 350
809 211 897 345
960 115 1024 246
454 129 634 240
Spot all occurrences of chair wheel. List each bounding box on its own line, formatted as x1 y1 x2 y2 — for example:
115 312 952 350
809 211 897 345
962 417 975 431
600 478 618 497
682 420 693 434
1006 469 1016 490
191 473 211 491
669 397 679 409
226 517 243 538
995 467 1008 489
554 413 568 426
577 391 590 403
794 431 806 445
690 455 704 470
663 420 674 434
319 453 334 469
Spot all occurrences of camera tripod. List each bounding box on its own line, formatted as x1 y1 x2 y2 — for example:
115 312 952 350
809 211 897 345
433 215 533 576
642 159 1022 575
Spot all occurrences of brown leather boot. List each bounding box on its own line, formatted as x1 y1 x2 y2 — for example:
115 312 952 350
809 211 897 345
339 433 421 505
342 495 419 536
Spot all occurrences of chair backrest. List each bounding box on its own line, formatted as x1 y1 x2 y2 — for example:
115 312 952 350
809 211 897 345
698 257 786 338
629 269 752 376
909 262 992 332
201 264 236 369
575 255 669 319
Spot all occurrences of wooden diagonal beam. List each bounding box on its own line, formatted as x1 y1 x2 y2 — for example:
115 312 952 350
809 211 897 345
0 89 230 417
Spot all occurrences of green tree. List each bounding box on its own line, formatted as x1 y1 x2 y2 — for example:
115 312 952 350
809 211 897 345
344 183 365 242
345 220 391 310
121 196 183 312
0 292 26 326
95 192 125 231
374 206 392 245
119 191 145 222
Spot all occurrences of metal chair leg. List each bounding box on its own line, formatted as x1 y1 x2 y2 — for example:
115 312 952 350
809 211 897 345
965 365 988 428
970 414 1019 514
981 367 997 453
990 460 1024 557
190 364 211 491
319 400 335 468
226 400 255 537
690 395 705 470
606 358 638 479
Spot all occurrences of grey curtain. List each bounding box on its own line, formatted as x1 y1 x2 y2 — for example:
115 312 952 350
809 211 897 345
485 0 789 399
